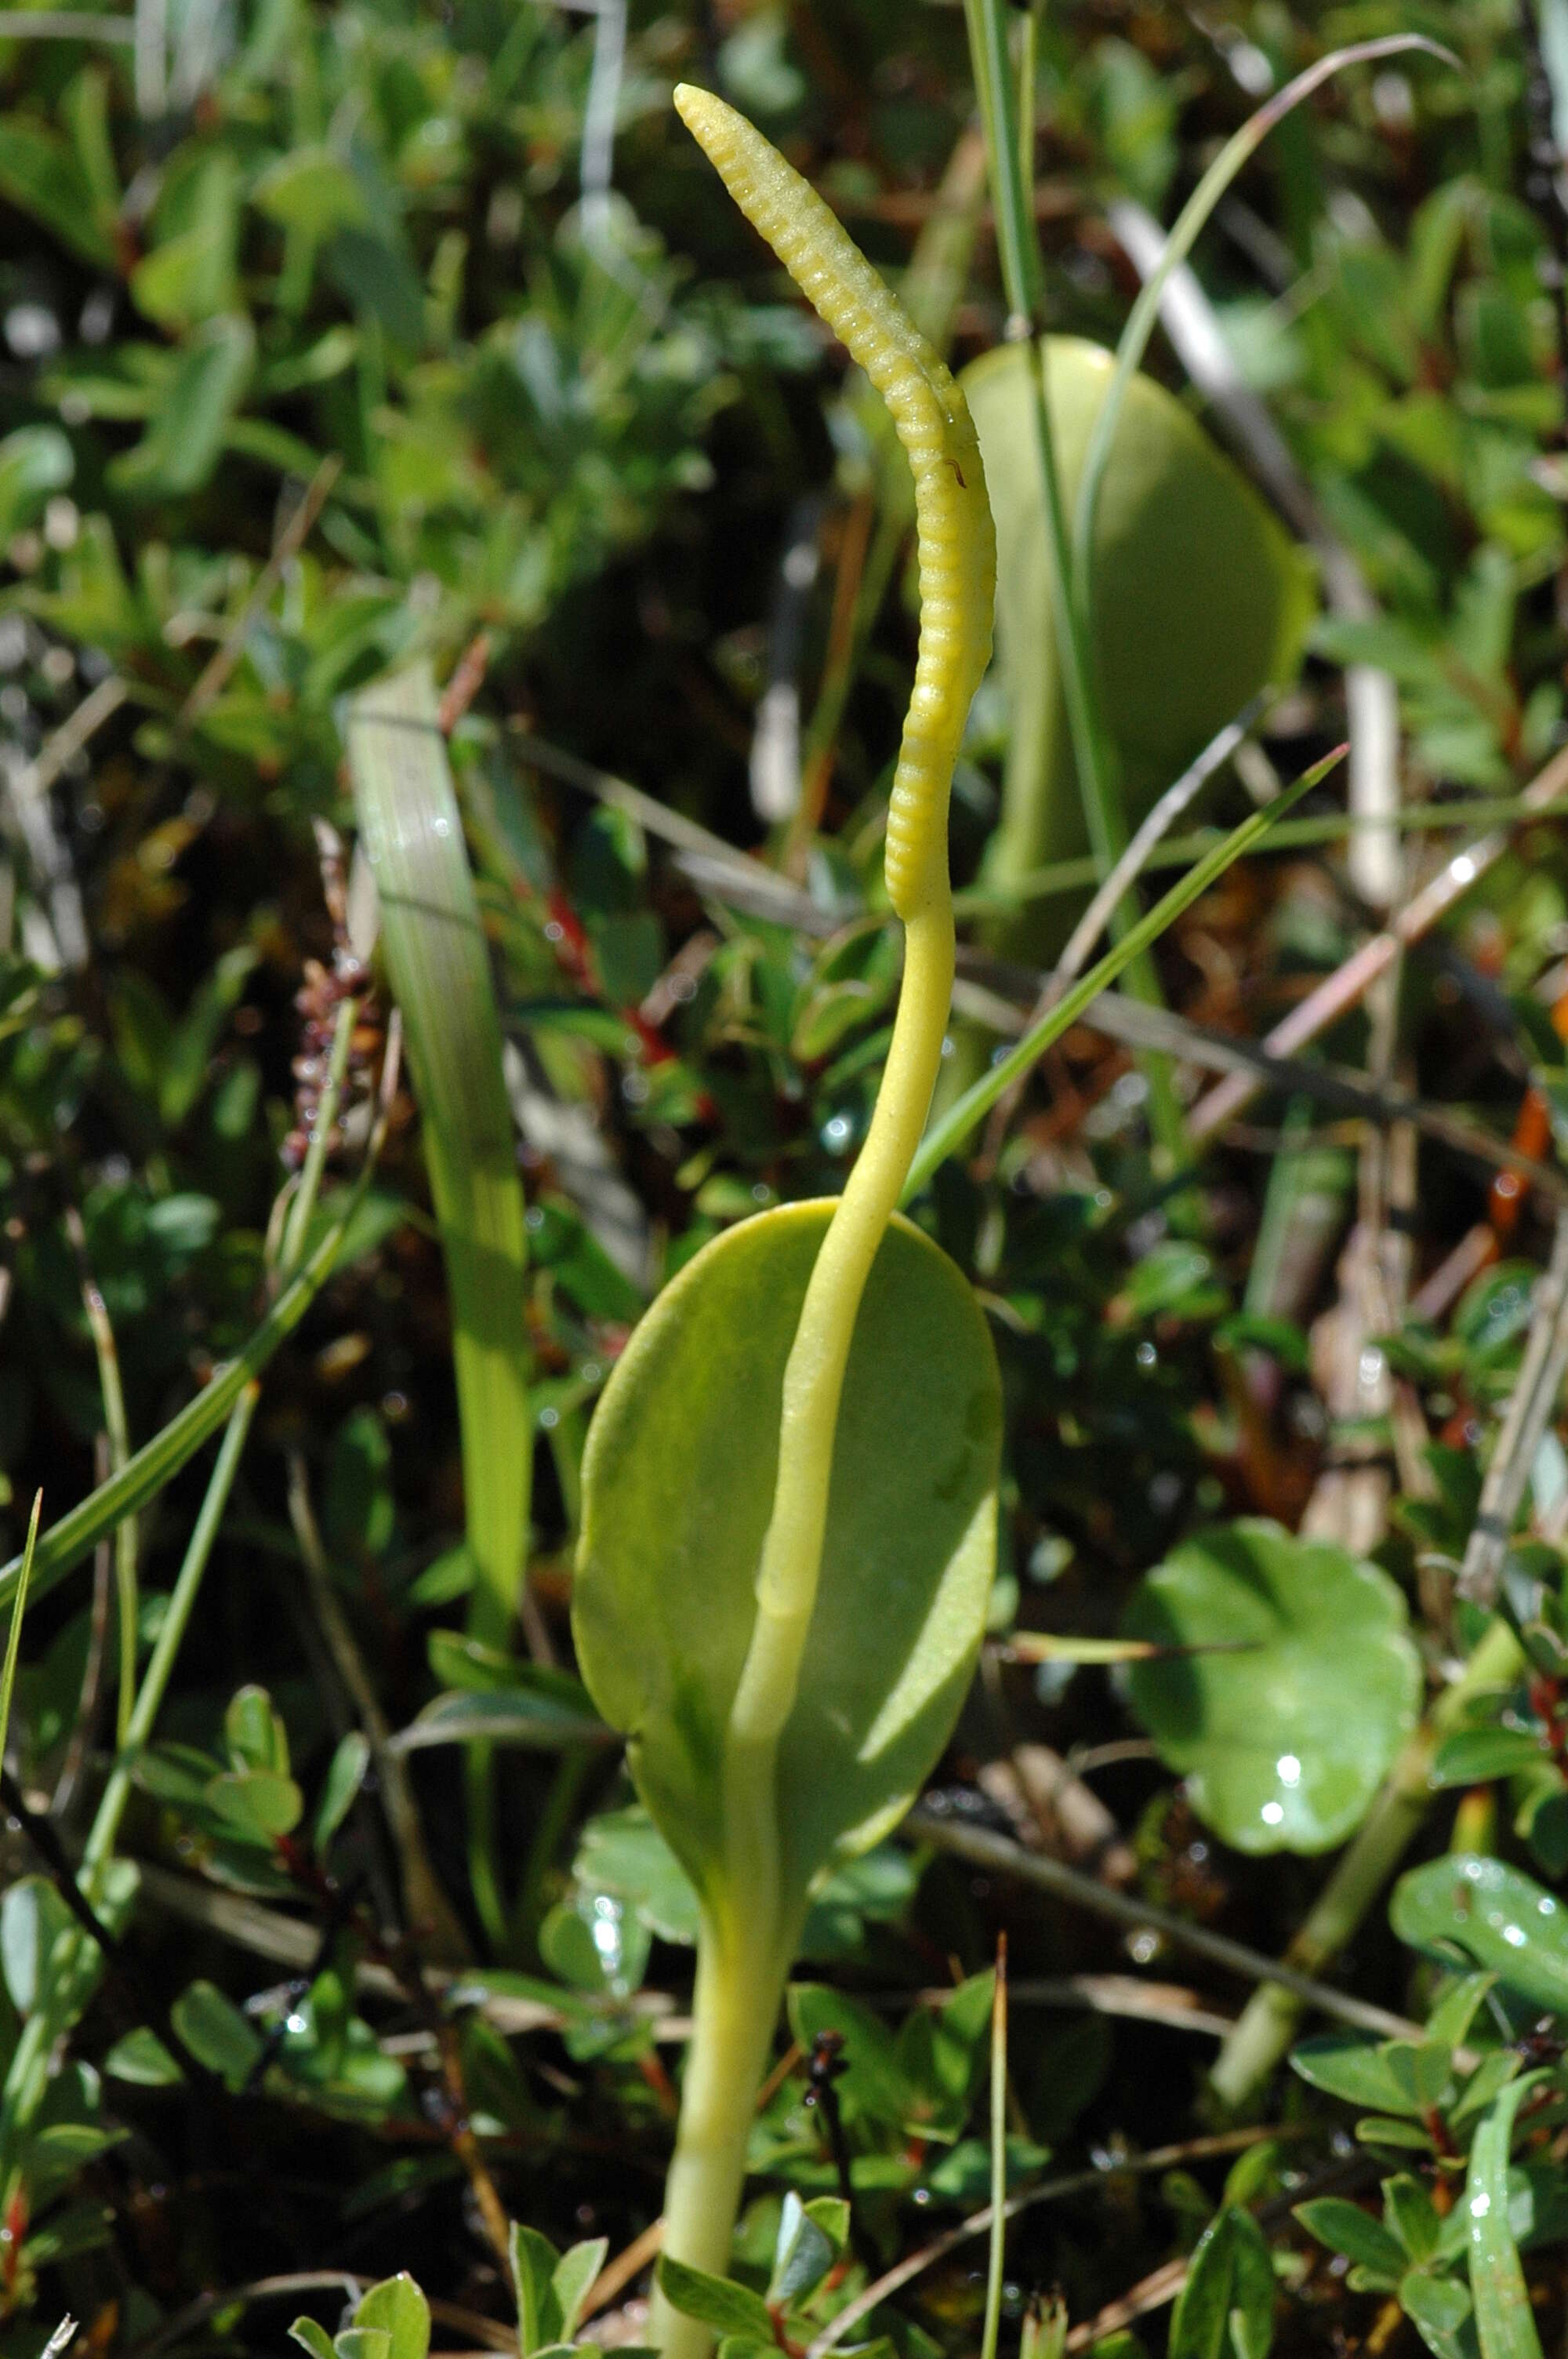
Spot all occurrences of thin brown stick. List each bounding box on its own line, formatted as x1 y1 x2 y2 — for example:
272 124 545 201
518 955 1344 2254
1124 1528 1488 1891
285 1450 467 1958
22 671 129 801
952 975 1568 1204
906 1811 1425 2044
1188 738 1568 1138
980 698 1270 1159
804 2127 1289 2356
581 2219 666 2324
1064 2256 1189 2351
180 456 342 726
1457 1209 1568 1606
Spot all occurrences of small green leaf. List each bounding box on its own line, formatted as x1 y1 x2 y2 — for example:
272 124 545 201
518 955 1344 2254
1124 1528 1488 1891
1291 2034 1424 2115
393 1678 609 1752
289 2321 338 2359
225 1683 290 1777
336 2331 392 2359
1466 2075 1548 2359
510 2222 562 2356
0 428 72 545
1430 1728 1547 1787
1425 1972 1499 2053
1392 1856 1568 2012
315 1732 371 1852
103 2026 181 2086
253 144 370 235
768 2191 840 2307
0 118 117 267
572 1808 701 1947
655 2258 775 2343
205 1765 303 1841
1169 2207 1276 2359
111 314 255 497
169 1980 263 2090
550 2240 608 2343
354 2275 431 2359
1124 1520 1422 1853
1294 2199 1407 2283
1385 2177 1442 2264
1399 2273 1472 2359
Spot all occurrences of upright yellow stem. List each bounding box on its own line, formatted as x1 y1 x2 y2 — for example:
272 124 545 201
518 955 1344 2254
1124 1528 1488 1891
655 92 996 2356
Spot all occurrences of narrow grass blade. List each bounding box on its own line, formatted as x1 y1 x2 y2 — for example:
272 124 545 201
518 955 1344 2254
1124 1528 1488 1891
1467 2074 1547 2359
0 1172 376 1621
343 662 532 1641
0 1493 41 1763
1073 35 1460 604
980 1936 1008 2359
906 746 1344 1194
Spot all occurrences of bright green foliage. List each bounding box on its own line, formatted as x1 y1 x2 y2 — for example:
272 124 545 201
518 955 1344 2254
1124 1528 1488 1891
656 2190 850 2354
1392 1856 1568 2011
1123 1519 1422 1852
962 336 1314 954
1167 2205 1275 2359
347 661 531 1640
574 1202 1001 1914
1467 2075 1548 2359
292 2275 430 2359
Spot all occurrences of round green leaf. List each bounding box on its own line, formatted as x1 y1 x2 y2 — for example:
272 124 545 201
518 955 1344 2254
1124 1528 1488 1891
1391 1855 1568 2012
1123 1518 1421 1854
572 1202 1000 1912
962 336 1315 955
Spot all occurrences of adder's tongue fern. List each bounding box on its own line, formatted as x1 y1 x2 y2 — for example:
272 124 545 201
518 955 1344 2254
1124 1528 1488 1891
642 90 997 2354
673 85 996 1750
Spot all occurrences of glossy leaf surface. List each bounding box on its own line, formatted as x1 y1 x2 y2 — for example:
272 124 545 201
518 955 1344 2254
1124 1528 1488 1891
1392 1856 1568 2012
963 336 1313 949
573 1202 1000 1910
1467 2075 1547 2359
1124 1519 1421 1852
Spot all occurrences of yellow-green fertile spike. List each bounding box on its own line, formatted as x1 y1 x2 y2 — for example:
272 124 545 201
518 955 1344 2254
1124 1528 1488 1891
673 84 994 921
633 93 997 2359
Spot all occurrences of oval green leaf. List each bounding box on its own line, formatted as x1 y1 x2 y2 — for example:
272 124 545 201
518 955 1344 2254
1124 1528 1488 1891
962 336 1314 954
1391 1856 1568 2013
1124 1519 1421 1853
572 1202 1000 1910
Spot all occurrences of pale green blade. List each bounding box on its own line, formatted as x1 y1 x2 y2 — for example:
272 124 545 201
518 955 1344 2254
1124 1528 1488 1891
343 663 531 1636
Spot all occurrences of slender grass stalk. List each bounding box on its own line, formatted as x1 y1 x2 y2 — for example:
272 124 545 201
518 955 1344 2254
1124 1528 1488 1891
0 1494 40 1765
980 1939 1009 2359
0 1158 384 1623
0 1027 365 2171
905 746 1340 1196
345 662 532 1949
68 1222 137 1747
0 1390 258 2178
954 787 1568 913
960 0 1185 1162
1070 36 1459 624
83 1392 260 1876
279 998 359 1278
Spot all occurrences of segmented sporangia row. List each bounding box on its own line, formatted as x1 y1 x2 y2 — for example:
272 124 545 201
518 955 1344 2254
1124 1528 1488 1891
673 84 995 921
